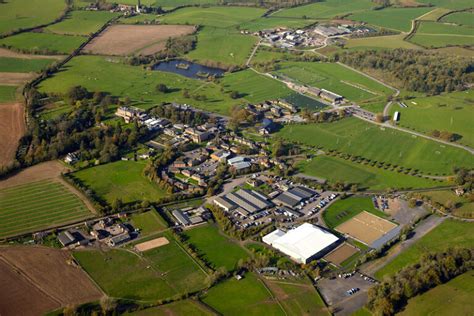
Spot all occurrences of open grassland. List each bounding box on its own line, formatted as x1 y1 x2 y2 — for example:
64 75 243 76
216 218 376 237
431 46 474 57
0 57 55 73
418 8 453 21
399 271 474 316
45 10 118 36
390 90 474 148
323 196 386 229
0 86 17 102
299 155 445 191
183 224 250 271
416 0 473 9
349 7 432 32
421 190 473 219
160 6 266 28
39 55 239 114
201 272 285 315
130 211 168 236
0 0 66 35
344 34 422 50
409 21 474 48
73 160 170 204
274 0 375 19
186 27 257 67
239 17 317 32
441 11 474 27
277 117 474 175
0 32 86 54
127 300 213 316
221 69 293 103
0 180 93 239
273 62 392 103
416 21 474 35
375 219 474 279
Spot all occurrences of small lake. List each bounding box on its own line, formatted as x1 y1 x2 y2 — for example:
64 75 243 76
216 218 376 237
152 59 225 79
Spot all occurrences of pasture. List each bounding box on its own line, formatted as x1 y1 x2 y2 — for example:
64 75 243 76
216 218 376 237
0 57 55 73
183 224 250 271
45 10 118 36
73 160 170 204
239 17 317 32
416 0 473 9
201 272 285 315
375 219 474 278
0 180 93 239
441 11 474 27
0 0 66 35
399 271 474 316
274 0 375 19
129 211 168 236
277 117 474 175
409 21 474 48
421 190 473 219
344 34 422 50
0 86 17 102
0 32 86 54
128 300 213 316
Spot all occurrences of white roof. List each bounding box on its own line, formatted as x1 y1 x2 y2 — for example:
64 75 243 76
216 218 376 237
262 229 285 245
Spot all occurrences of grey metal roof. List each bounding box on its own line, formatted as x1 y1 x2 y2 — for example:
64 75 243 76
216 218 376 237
234 189 272 210
214 196 237 210
173 210 191 226
288 186 315 199
273 192 300 207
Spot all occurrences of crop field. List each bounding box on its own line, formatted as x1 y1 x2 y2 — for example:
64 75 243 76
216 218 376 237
323 196 386 229
84 24 196 56
0 102 24 167
409 21 474 47
400 271 474 316
39 55 238 114
274 0 374 20
390 90 474 148
183 224 250 271
349 7 432 32
375 219 474 278
0 180 94 239
273 62 392 103
0 57 55 73
344 34 422 50
73 160 170 204
130 211 168 236
421 190 473 218
278 117 474 175
129 300 213 316
441 11 474 27
0 86 17 102
45 10 118 36
239 17 317 32
201 272 285 315
186 27 257 67
298 155 445 190
160 6 266 28
0 0 66 35
0 32 86 54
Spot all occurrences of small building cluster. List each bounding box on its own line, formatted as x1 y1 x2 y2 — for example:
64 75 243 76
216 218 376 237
172 206 211 227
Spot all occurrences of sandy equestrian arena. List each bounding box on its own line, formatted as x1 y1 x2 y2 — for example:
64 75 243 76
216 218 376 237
135 237 170 252
324 242 359 266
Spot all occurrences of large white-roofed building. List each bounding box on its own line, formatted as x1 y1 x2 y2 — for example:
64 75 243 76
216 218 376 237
263 223 339 264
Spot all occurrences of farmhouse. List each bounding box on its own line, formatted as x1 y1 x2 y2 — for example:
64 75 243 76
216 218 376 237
263 223 339 264
214 189 272 215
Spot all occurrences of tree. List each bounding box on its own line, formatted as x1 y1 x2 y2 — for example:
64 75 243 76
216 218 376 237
229 91 240 99
112 198 123 211
156 83 168 93
100 296 117 315
67 86 90 103
375 113 384 123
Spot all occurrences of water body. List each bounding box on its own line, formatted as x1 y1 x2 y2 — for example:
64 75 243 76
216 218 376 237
152 59 225 79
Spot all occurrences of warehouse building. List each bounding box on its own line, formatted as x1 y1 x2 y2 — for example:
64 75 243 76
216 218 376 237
214 189 272 215
273 186 317 208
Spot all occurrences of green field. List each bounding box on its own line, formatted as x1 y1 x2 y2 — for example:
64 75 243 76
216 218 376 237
45 10 118 36
201 272 285 315
323 196 386 228
409 21 474 48
186 27 258 67
299 155 445 191
160 6 266 28
0 86 18 102
390 90 474 148
345 34 422 50
416 0 473 10
129 211 168 236
278 117 474 175
441 11 474 27
239 17 317 32
0 32 86 54
183 224 249 271
127 300 213 316
421 190 473 218
273 62 392 103
274 0 375 19
0 0 66 35
39 55 239 114
399 271 474 316
73 160 170 204
119 14 159 25
375 219 474 279
0 180 93 239
0 57 55 73
418 8 453 21
349 7 432 32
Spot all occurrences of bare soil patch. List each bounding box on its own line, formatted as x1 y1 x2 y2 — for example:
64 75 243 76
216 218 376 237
0 48 65 60
83 24 196 56
135 237 169 252
0 72 35 85
0 103 25 168
0 160 68 189
324 242 359 266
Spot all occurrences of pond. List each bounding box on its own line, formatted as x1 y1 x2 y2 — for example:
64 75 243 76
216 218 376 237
152 59 225 79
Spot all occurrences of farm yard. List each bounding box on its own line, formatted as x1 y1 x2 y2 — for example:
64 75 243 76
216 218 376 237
45 10 118 36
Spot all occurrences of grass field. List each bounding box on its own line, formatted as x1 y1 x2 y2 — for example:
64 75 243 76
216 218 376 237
273 62 392 103
0 180 93 239
183 224 249 271
0 57 55 73
390 90 474 148
344 34 422 50
421 190 473 218
45 10 118 36
160 6 266 28
0 0 66 35
349 7 432 32
441 11 474 27
299 155 445 191
0 32 86 54
73 160 170 204
274 0 375 19
278 117 474 175
186 27 257 67
399 271 474 316
375 219 474 278
201 272 285 315
0 86 18 102
239 17 317 32
130 211 168 236
323 196 386 229
409 21 474 47
127 300 213 316
416 0 473 9
39 55 239 114
418 8 453 21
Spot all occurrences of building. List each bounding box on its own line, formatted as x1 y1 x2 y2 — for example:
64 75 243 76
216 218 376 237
185 128 212 143
273 186 317 208
115 106 145 123
320 89 344 105
259 118 277 135
214 189 272 215
172 209 205 226
393 111 400 122
228 156 252 171
263 223 339 264
57 230 87 247
107 233 131 247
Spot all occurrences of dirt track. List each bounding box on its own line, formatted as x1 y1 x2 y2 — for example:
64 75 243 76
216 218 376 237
0 103 25 168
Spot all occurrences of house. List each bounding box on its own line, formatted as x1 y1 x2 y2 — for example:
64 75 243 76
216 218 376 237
185 128 212 143
211 150 231 162
64 152 79 164
115 106 145 123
